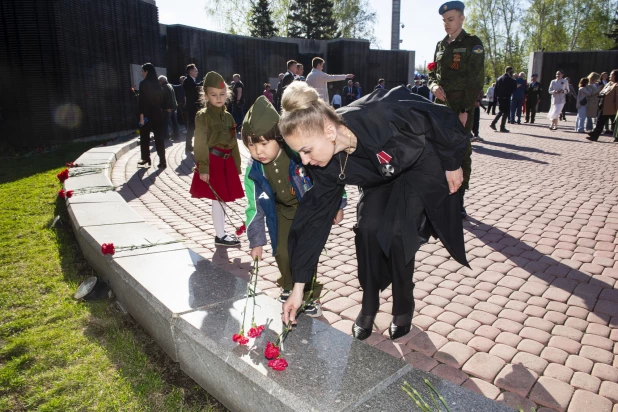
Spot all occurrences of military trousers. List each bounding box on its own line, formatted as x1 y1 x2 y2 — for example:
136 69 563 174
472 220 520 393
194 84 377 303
275 206 322 300
354 181 424 326
525 100 537 123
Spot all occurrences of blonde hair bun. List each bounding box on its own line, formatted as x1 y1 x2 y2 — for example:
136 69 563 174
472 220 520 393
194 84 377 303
282 81 319 113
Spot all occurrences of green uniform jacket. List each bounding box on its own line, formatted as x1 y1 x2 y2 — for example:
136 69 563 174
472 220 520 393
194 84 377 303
193 105 241 175
428 29 485 113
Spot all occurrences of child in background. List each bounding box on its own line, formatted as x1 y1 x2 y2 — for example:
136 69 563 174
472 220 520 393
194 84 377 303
242 96 346 316
331 91 342 109
190 71 244 247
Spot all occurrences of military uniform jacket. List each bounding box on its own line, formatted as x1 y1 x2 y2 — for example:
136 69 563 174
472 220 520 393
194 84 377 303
288 86 470 284
526 82 543 104
428 29 485 113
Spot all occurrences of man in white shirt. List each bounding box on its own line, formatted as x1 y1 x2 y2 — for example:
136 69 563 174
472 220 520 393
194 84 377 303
306 57 353 102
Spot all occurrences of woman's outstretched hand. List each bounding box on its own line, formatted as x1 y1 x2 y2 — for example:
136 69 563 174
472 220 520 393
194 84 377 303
445 168 464 194
282 283 304 325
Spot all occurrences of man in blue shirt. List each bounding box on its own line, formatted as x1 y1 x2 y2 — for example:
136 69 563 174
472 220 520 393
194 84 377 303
509 72 526 124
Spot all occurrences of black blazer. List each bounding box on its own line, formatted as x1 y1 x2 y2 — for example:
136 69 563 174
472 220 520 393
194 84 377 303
183 76 203 113
277 71 295 104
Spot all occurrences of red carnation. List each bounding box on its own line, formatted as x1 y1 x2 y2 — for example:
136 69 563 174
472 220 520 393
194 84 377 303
58 189 67 198
66 190 73 198
247 325 264 338
57 169 70 182
427 62 437 72
66 162 77 167
232 333 249 345
235 224 246 236
101 243 116 255
264 342 280 360
268 358 288 371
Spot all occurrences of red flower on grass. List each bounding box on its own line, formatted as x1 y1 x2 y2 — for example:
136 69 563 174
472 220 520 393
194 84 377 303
268 358 288 371
427 62 437 72
235 224 246 236
232 333 249 345
247 325 265 338
101 243 116 255
57 169 69 182
264 342 280 360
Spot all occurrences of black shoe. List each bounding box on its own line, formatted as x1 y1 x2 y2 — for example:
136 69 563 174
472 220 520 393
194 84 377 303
389 323 411 340
137 159 151 167
489 124 497 131
524 120 529 123
214 234 241 247
517 121 521 124
587 133 598 142
461 206 468 220
500 128 510 133
304 301 322 318
157 163 167 169
614 138 618 143
352 323 373 340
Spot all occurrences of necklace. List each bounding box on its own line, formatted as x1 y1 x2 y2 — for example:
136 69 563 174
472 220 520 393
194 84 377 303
338 129 353 180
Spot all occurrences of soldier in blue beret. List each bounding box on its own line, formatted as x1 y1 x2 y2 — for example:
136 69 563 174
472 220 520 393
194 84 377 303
428 0 484 220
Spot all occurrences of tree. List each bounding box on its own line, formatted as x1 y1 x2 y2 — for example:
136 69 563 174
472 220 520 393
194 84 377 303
249 0 277 38
333 0 377 45
607 10 618 49
288 0 338 40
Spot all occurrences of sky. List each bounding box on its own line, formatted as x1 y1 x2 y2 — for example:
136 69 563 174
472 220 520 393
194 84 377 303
156 0 450 70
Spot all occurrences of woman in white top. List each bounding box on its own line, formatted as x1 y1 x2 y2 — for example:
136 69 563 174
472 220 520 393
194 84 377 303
547 70 569 130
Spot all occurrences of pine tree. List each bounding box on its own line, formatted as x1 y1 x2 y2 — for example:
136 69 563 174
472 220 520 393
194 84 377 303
249 0 277 38
288 0 337 40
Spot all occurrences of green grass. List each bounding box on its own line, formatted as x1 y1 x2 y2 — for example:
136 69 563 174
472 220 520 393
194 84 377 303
0 143 225 411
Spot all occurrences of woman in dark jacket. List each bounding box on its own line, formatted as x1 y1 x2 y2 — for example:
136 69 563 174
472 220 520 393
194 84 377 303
280 82 469 341
138 63 166 168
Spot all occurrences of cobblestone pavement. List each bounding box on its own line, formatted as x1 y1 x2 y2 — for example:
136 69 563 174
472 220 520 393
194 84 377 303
112 111 618 412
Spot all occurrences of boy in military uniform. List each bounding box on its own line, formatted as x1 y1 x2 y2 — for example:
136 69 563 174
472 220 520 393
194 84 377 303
428 1 484 219
525 73 542 123
242 96 346 315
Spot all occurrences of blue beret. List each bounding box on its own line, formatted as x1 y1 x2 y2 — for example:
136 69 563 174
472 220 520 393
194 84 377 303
439 1 465 14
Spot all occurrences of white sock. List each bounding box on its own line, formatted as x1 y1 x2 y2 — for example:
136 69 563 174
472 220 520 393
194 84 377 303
212 201 226 238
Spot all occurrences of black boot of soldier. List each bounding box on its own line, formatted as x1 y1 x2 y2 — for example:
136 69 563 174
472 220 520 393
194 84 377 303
459 189 467 220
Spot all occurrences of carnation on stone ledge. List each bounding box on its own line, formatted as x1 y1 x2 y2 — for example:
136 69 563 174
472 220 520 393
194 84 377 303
267 358 288 371
247 325 264 338
58 189 73 198
101 243 115 255
57 169 70 182
264 341 280 360
232 333 249 345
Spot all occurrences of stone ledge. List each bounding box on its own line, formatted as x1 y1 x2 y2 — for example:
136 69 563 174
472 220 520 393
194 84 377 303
67 138 515 411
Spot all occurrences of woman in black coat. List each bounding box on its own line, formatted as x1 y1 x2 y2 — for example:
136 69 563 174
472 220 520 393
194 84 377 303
138 63 166 168
280 82 469 341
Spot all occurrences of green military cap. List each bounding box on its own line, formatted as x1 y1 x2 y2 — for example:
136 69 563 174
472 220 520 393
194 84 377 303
203 71 226 89
439 1 465 14
242 95 279 137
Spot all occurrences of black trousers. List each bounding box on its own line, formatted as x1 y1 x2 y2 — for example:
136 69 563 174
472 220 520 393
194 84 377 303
473 106 480 136
526 100 537 122
590 114 614 139
491 98 510 129
354 181 423 326
185 109 197 150
139 112 165 163
486 102 496 115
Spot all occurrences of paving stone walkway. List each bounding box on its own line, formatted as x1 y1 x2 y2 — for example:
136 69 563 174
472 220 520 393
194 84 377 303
111 111 618 412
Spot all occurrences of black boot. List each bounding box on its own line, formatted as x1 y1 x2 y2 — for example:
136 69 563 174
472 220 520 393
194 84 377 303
352 313 375 341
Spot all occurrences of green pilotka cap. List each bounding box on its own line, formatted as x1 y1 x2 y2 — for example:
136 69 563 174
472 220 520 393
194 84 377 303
242 95 279 137
203 71 226 89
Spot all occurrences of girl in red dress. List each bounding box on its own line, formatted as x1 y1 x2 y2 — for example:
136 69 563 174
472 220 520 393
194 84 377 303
189 71 244 246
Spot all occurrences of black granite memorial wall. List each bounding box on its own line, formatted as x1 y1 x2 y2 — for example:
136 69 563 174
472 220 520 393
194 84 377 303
0 0 162 148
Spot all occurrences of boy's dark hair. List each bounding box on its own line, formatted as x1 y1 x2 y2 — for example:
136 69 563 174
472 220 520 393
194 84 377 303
186 63 196 72
287 60 298 69
242 123 284 148
378 78 385 84
312 57 324 68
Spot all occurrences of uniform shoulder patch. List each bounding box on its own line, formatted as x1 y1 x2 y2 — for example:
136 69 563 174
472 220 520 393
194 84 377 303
472 45 484 54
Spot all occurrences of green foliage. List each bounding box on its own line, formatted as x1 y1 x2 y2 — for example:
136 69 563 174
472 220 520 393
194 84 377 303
606 10 618 48
466 0 618 81
0 144 224 412
288 0 338 40
249 0 277 38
